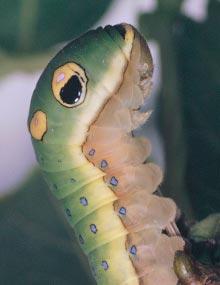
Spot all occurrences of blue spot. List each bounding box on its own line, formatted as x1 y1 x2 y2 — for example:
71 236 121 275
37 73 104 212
100 160 108 169
79 234 84 245
110 176 118 186
130 245 137 256
90 224 97 234
119 207 126 216
66 208 72 217
88 148 95 156
101 260 109 271
80 197 88 206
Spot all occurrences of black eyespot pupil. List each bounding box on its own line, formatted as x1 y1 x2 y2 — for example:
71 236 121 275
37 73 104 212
60 75 82 105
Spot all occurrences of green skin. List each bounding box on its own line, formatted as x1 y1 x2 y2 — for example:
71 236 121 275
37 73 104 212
28 25 140 284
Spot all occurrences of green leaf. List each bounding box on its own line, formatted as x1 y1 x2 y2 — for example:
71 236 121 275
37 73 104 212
139 0 220 219
0 50 53 76
0 169 95 284
157 0 183 14
173 0 220 220
0 0 112 54
190 214 220 241
189 214 220 265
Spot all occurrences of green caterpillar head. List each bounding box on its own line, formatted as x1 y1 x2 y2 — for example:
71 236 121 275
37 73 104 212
28 23 152 146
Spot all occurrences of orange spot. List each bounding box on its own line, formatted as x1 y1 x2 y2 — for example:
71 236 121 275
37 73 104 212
30 110 47 140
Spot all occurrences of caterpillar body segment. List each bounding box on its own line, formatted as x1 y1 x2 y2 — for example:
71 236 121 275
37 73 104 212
28 23 184 284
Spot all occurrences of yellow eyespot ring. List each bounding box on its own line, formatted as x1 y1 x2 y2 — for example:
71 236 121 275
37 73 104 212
52 62 88 108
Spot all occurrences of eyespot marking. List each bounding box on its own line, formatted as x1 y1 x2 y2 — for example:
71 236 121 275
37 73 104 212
29 110 47 140
52 62 87 108
101 260 109 271
90 224 97 234
80 197 88 206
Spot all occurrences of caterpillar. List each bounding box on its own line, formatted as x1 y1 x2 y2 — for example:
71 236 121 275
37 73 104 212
28 23 185 285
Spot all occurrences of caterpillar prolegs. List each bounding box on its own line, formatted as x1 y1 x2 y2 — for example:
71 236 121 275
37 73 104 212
28 23 185 284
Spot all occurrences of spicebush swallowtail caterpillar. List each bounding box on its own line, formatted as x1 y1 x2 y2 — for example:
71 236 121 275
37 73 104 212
28 23 185 284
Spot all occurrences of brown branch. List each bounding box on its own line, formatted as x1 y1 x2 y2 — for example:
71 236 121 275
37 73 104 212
174 251 220 285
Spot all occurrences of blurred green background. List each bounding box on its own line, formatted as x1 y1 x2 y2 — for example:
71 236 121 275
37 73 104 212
1 0 219 284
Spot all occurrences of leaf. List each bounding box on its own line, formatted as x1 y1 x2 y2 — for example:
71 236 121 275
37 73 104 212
0 0 112 54
190 214 220 242
173 0 220 220
0 169 95 284
189 214 220 265
139 0 220 219
0 50 53 76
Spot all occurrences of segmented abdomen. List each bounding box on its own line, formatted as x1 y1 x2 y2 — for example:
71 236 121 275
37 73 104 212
31 24 184 285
